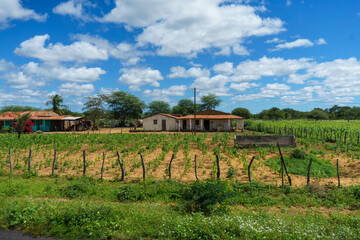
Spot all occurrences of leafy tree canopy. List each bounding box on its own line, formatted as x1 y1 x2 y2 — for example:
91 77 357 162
232 107 252 119
0 105 40 113
200 94 222 111
106 91 146 125
172 99 199 116
83 94 108 124
46 94 67 116
146 101 171 115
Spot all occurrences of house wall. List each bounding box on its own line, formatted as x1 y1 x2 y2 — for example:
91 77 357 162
32 120 51 132
183 119 231 131
143 115 179 131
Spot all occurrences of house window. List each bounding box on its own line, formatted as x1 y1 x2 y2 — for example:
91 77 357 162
196 120 200 125
153 120 157 125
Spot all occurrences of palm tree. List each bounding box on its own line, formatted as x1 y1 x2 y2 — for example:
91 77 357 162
46 94 65 115
14 113 31 139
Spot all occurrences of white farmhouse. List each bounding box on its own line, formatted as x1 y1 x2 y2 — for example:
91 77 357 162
143 113 181 131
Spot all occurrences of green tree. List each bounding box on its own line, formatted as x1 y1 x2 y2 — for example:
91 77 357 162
106 91 146 126
172 99 199 116
46 94 67 115
307 108 329 120
146 101 171 115
0 105 40 114
200 94 222 110
231 107 252 119
14 113 31 139
266 107 285 120
83 95 108 125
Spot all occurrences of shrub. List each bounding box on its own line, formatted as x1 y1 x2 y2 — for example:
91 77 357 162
60 177 96 199
227 166 236 180
179 180 232 215
291 147 308 159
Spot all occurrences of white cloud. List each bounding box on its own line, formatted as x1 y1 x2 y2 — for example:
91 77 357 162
14 34 108 63
230 82 259 92
100 0 285 57
316 38 327 45
53 0 84 19
286 0 292 6
272 38 314 51
0 89 47 105
99 87 120 95
23 62 106 83
232 56 312 81
168 66 210 78
59 83 95 96
143 85 187 101
118 67 163 91
213 62 234 75
2 62 105 89
191 75 232 96
232 83 291 101
264 37 283 43
0 0 47 28
0 59 14 72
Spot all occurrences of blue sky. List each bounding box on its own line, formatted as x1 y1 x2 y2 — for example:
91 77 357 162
0 0 359 114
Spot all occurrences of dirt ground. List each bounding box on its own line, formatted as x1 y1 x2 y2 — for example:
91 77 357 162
5 129 360 187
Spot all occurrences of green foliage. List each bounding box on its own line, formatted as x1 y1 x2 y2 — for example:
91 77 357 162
146 101 171 115
60 177 97 199
232 107 252 119
200 94 222 111
227 166 236 180
291 147 308 159
180 180 232 215
106 91 146 124
266 153 336 178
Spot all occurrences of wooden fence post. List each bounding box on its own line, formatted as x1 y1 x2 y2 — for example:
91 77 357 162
216 155 220 179
277 143 292 186
194 154 199 180
117 151 125 181
281 160 284 186
307 158 313 186
101 152 105 180
83 150 86 176
9 148 12 175
337 159 341 187
52 149 57 176
28 148 32 174
139 152 146 180
248 156 255 182
168 153 174 179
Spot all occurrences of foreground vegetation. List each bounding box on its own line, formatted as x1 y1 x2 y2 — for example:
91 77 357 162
0 176 359 239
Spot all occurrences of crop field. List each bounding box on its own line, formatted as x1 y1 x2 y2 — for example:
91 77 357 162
0 122 360 239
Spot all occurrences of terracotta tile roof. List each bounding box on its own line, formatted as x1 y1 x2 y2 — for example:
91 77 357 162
0 111 69 121
180 109 244 120
180 114 243 120
143 113 181 120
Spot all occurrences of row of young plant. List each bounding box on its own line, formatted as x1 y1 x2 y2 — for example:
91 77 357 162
0 132 242 180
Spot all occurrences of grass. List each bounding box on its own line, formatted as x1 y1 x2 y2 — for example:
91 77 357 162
0 176 359 239
266 148 337 178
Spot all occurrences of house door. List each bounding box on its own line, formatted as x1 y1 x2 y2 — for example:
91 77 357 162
182 120 186 131
204 120 210 131
162 120 166 131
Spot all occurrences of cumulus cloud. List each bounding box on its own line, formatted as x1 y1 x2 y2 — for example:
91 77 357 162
143 85 187 101
59 83 95 97
15 34 145 65
23 62 106 83
118 67 163 91
168 66 210 79
0 59 15 72
100 0 285 57
191 75 232 96
213 62 234 75
0 0 47 28
230 82 259 92
53 0 84 19
271 38 327 51
15 34 108 63
2 61 105 89
232 56 312 81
